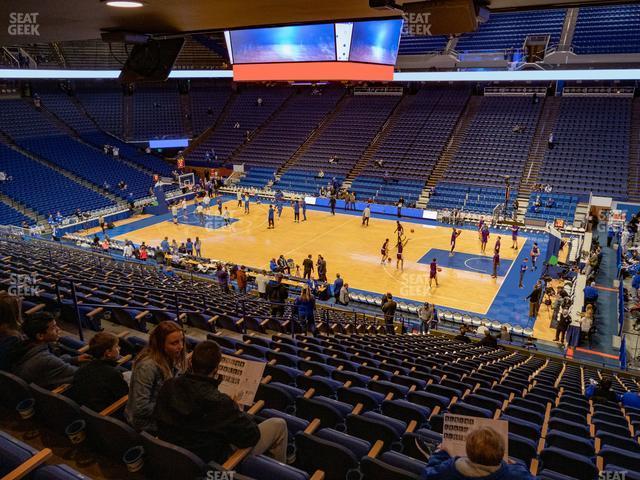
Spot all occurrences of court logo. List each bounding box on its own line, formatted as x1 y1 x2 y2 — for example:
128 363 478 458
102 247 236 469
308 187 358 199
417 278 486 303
8 13 40 36
402 13 432 36
8 272 38 297
398 273 426 298
600 472 626 480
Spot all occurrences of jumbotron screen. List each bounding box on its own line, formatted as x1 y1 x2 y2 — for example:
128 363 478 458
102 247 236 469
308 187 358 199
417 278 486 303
229 24 336 64
349 19 403 66
225 19 402 81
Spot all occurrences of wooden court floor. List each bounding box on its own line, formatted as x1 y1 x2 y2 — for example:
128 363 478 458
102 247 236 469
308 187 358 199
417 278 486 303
96 200 530 314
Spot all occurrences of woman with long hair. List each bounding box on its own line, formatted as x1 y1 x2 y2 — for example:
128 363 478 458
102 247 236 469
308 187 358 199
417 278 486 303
0 292 23 371
295 286 316 336
125 321 186 432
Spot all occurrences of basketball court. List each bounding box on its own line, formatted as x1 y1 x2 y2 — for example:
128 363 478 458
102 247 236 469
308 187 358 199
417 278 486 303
85 198 551 317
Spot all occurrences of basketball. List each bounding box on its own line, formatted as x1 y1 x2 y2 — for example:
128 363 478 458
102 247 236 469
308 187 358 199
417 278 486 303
438 268 443 272
387 258 392 263
410 229 414 233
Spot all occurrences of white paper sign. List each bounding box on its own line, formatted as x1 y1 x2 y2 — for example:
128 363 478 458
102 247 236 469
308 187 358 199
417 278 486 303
442 414 509 459
217 354 266 406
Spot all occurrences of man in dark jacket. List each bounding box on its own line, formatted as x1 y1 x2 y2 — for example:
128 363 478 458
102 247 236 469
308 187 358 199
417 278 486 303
155 341 287 463
11 312 88 389
476 329 498 348
382 293 397 334
526 281 543 326
266 274 289 317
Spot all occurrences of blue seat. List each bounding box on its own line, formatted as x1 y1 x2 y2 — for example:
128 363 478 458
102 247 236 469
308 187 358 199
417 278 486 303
140 431 212 480
238 454 310 480
539 447 598 480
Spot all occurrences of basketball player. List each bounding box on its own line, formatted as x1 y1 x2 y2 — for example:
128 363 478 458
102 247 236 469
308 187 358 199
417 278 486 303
222 207 231 226
244 193 250 214
450 227 461 256
237 190 242 207
478 216 485 240
362 204 371 226
293 199 300 223
396 237 409 271
380 238 390 264
429 258 439 287
492 251 500 278
267 205 275 229
530 242 540 271
494 235 501 254
480 225 490 254
276 201 283 218
171 203 178 225
217 198 223 215
202 193 211 212
394 221 404 241
301 200 307 221
511 224 519 249
181 198 188 219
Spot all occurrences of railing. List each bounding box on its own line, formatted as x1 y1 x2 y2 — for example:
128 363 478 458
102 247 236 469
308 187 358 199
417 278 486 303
484 86 548 97
353 87 404 96
562 86 635 97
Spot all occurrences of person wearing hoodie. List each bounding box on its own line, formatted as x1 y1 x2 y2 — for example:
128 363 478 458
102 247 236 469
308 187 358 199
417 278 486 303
68 332 129 412
421 426 534 480
12 312 88 389
155 340 288 464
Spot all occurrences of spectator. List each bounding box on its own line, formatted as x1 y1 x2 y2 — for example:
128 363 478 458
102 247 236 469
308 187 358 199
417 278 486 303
295 286 316 335
454 326 471 344
499 325 512 342
548 132 554 149
155 341 288 463
125 321 186 432
302 254 314 280
255 270 269 299
12 312 86 389
69 332 129 412
381 293 397 334
338 283 350 306
585 377 618 404
266 274 288 317
477 329 498 348
620 390 640 409
526 282 543 325
333 273 344 304
216 264 229 293
632 271 640 299
421 426 534 479
237 266 248 294
583 282 599 309
418 302 435 335
317 255 327 282
0 292 23 371
555 308 571 344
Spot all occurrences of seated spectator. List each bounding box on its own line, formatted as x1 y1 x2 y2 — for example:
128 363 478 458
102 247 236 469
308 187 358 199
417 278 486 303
586 377 618 404
545 197 555 208
477 329 498 348
155 340 288 463
0 292 23 371
125 321 186 432
12 312 87 389
422 426 534 479
620 390 640 409
69 332 129 412
454 326 471 344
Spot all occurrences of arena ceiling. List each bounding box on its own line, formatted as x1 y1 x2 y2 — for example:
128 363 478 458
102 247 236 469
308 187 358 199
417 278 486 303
0 0 632 44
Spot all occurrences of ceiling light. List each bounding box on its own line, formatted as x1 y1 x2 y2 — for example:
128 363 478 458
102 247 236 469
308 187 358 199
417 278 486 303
104 1 144 8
